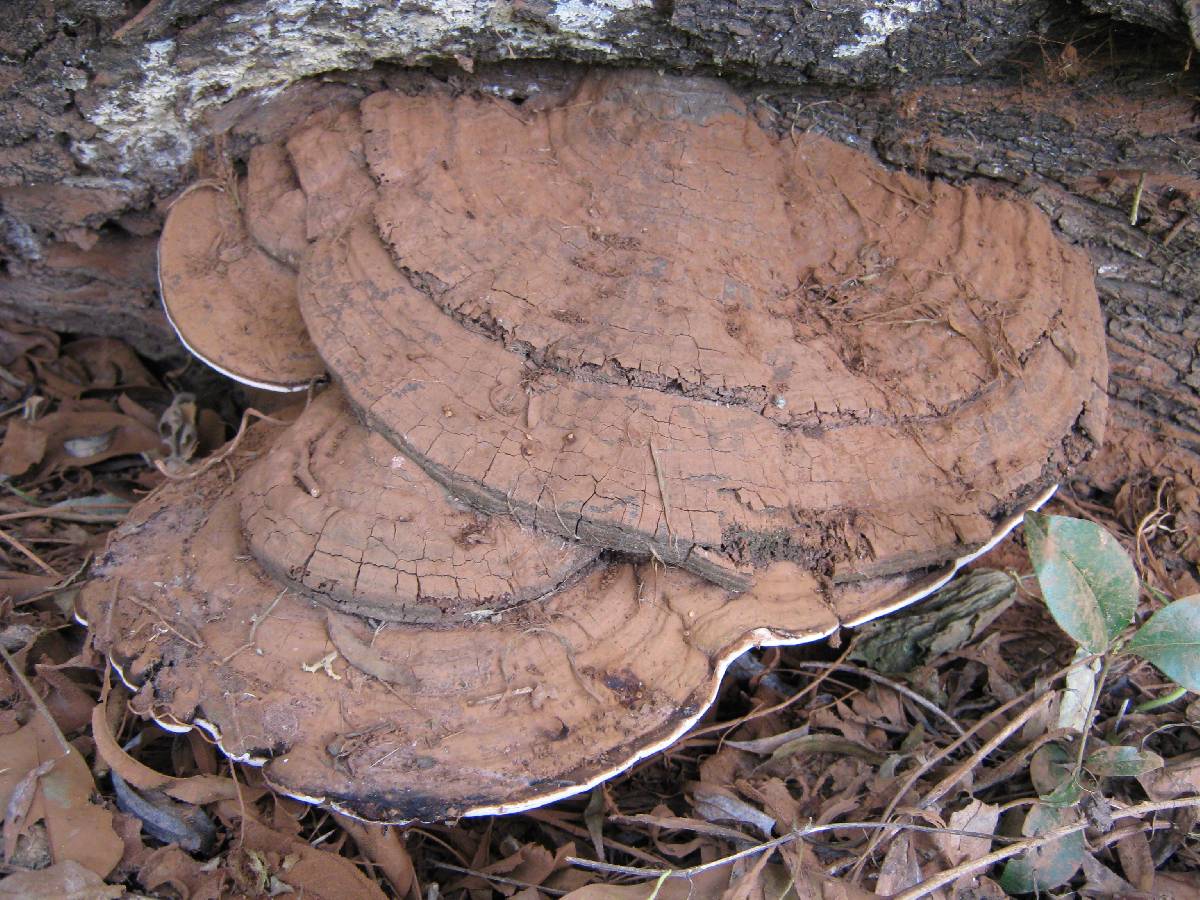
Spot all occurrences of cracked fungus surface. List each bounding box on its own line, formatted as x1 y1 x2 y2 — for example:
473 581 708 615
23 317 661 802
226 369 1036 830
236 390 597 623
87 68 1110 821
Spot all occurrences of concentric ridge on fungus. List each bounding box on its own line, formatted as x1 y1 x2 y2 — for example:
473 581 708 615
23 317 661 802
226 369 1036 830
236 390 598 623
79 68 1109 823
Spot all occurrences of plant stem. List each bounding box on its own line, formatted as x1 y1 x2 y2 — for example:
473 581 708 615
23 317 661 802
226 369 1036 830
1135 684 1188 713
1073 655 1109 778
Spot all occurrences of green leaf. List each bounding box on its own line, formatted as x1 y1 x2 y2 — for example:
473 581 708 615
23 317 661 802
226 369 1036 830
1126 596 1200 691
1040 774 1082 808
999 804 1086 894
1085 745 1164 778
1024 512 1139 653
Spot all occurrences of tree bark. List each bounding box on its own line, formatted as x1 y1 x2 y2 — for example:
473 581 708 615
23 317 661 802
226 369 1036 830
2 0 1197 458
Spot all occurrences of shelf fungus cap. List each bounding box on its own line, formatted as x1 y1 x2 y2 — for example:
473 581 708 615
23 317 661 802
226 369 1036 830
296 69 1108 593
77 391 1052 822
235 390 598 623
78 68 1111 823
157 183 325 391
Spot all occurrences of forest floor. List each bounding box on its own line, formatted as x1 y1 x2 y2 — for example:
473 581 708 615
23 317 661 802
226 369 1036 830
0 321 1198 899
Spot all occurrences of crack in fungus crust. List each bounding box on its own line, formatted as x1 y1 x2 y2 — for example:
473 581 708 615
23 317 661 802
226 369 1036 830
90 67 1112 823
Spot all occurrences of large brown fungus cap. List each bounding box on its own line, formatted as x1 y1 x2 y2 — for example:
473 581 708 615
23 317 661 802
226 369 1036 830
81 69 1109 822
301 71 1106 591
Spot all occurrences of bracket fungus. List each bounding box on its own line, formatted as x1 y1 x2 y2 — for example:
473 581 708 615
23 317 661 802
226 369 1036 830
79 70 1108 823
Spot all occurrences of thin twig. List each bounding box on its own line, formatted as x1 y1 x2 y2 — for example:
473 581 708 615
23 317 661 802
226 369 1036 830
850 655 1097 878
648 438 677 542
566 819 1021 882
524 809 673 867
0 526 62 577
0 643 73 756
688 639 858 743
568 797 1200 892
786 661 967 738
126 595 204 648
0 509 128 525
220 588 286 664
920 691 1053 812
433 862 568 896
1130 171 1147 226
1071 655 1109 778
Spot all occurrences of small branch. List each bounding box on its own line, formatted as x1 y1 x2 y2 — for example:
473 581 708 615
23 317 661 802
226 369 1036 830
787 661 967 738
433 862 568 896
1130 171 1147 226
126 595 204 648
565 797 1200 895
1072 655 1109 778
0 526 62 577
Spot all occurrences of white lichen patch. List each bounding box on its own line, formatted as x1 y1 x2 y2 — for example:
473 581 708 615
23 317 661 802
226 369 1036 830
77 0 652 179
552 0 651 35
833 0 938 58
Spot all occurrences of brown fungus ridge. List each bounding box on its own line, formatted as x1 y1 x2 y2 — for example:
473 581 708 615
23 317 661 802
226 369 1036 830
76 415 1042 823
289 71 1107 592
236 388 598 623
243 142 308 268
157 184 325 391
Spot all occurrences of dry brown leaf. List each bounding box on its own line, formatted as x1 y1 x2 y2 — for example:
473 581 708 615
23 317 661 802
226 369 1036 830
784 844 877 900
235 810 388 900
90 697 240 805
0 716 121 877
932 798 999 868
0 859 124 899
485 840 576 895
138 843 229 899
0 418 48 476
1153 870 1200 898
1115 829 1155 892
35 665 95 735
1080 853 1142 897
3 757 57 860
1138 751 1200 800
337 816 420 900
875 832 921 895
61 337 158 390
1 408 160 481
949 874 1005 898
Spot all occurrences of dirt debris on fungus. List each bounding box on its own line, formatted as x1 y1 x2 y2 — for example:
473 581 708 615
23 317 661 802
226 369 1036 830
80 68 1109 823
